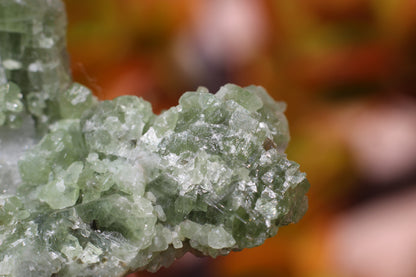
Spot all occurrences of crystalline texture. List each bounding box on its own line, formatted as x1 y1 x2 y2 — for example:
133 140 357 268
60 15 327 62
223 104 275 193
0 1 310 276
0 82 24 127
0 116 36 194
0 0 71 130
6 86 309 276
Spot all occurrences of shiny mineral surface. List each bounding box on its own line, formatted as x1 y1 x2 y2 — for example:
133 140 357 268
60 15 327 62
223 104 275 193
0 0 310 276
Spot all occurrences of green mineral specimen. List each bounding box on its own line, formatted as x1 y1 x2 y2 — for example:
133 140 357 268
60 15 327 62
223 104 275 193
0 0 310 276
2 85 309 276
0 0 71 130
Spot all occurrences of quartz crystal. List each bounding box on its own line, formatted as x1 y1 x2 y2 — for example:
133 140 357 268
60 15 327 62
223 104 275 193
0 0 310 276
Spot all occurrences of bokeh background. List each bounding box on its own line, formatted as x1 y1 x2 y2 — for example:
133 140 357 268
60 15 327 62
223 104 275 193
62 1 416 277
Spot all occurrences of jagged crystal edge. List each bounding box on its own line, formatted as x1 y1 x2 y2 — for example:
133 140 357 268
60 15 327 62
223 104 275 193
1 83 309 276
0 0 309 276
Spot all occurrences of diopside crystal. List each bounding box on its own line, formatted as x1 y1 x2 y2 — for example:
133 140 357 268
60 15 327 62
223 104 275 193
0 0 310 276
2 84 309 276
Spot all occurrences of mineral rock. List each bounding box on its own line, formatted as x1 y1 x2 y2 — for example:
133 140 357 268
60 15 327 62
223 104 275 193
2 84 309 276
0 0 71 130
0 0 310 276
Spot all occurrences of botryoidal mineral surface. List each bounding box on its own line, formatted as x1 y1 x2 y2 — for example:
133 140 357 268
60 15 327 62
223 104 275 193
0 0 310 276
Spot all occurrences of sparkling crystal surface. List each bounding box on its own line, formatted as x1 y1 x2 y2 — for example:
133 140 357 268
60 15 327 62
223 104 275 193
2 85 309 276
0 1 310 276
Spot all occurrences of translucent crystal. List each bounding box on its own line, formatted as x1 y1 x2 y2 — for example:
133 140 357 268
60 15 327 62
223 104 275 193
0 0 71 130
58 83 98 119
0 82 24 128
0 84 310 276
0 116 36 194
0 0 309 276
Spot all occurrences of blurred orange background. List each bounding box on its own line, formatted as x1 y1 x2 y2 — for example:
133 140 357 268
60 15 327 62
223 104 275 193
63 1 416 277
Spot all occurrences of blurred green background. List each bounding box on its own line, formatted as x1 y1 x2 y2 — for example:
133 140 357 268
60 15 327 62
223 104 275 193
63 1 416 276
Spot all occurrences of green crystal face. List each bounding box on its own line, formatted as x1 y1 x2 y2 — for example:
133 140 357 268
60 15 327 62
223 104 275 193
0 0 310 276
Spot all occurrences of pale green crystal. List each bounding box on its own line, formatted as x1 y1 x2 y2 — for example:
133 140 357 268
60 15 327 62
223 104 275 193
0 0 310 276
59 83 98 119
0 82 24 127
0 0 71 130
2 85 309 276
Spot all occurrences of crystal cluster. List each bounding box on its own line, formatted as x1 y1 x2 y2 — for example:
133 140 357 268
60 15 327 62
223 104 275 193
0 0 310 276
0 0 71 130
